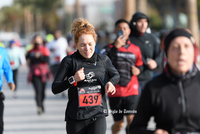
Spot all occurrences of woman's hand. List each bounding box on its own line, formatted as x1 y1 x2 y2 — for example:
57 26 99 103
154 129 169 134
74 67 85 82
105 82 116 95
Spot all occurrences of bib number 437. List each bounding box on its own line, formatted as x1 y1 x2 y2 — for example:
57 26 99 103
79 93 101 107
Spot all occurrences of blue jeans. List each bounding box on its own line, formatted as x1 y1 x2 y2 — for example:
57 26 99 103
138 81 148 97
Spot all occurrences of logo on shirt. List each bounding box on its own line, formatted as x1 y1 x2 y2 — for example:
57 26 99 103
145 40 150 44
86 72 95 79
79 88 85 93
133 84 138 90
89 85 101 91
117 52 136 59
84 72 97 83
145 40 151 47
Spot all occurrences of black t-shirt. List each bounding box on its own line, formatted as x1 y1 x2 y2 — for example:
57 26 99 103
52 51 120 120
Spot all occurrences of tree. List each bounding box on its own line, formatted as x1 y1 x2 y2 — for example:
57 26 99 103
0 0 64 37
186 0 199 47
148 0 185 29
124 0 136 21
136 0 148 14
0 5 23 31
14 0 61 33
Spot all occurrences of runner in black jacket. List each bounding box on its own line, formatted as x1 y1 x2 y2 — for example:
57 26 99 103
52 18 120 134
129 29 200 134
129 12 163 96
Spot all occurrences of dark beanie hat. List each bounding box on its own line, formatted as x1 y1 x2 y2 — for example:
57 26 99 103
164 29 194 56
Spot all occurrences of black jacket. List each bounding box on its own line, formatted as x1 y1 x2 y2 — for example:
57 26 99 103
129 12 163 82
129 32 162 82
52 51 120 120
129 64 200 134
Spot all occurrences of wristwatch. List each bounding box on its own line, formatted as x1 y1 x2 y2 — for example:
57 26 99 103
68 76 77 86
68 76 76 84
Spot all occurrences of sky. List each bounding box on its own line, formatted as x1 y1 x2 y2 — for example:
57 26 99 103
0 0 13 9
0 0 83 8
0 0 116 9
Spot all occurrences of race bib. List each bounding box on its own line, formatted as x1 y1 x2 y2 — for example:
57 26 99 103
55 56 60 62
10 61 15 66
78 85 102 107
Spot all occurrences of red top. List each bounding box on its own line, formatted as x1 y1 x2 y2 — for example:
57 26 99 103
27 45 51 83
108 41 143 97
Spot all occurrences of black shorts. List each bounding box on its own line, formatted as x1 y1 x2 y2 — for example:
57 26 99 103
109 95 137 121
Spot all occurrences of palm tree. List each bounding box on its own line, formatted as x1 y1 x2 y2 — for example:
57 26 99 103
124 0 136 21
136 0 148 14
0 5 23 32
0 0 63 36
186 0 199 47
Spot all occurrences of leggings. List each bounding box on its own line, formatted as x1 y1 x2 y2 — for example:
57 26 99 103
0 93 4 134
66 116 106 134
31 76 46 108
12 69 18 91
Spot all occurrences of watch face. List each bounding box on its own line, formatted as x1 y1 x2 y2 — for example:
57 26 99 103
69 76 75 84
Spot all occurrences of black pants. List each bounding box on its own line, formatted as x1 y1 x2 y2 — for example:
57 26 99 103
12 69 18 91
31 76 46 108
0 93 5 134
66 116 106 134
50 64 59 77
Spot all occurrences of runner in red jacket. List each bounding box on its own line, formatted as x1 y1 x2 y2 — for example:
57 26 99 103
100 19 143 134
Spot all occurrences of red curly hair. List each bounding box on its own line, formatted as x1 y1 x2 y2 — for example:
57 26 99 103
71 18 97 44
